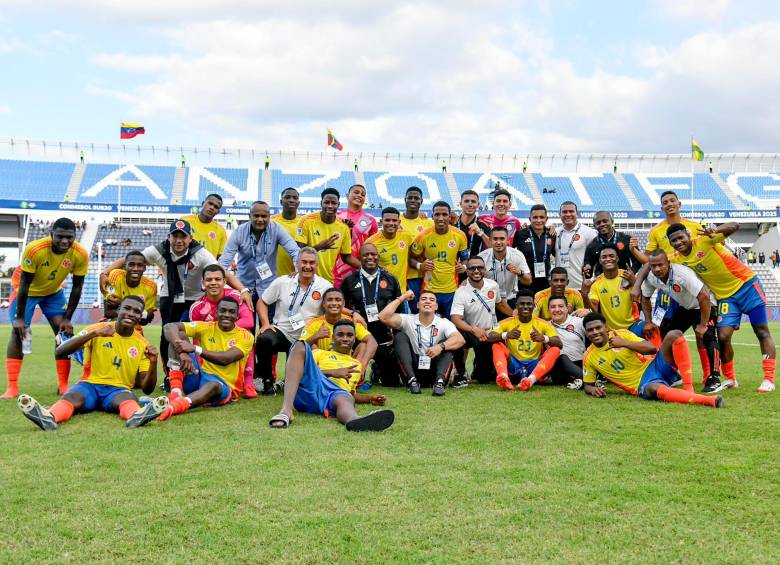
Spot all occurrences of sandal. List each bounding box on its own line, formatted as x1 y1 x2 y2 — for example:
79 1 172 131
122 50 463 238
269 413 292 429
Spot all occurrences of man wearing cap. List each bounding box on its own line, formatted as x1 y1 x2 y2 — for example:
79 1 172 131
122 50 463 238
103 219 252 367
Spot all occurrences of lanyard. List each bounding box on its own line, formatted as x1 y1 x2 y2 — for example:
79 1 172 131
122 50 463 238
250 228 270 263
472 287 492 313
557 224 582 256
360 272 380 305
530 231 548 262
415 322 436 350
288 280 313 314
597 230 617 247
458 219 476 251
491 253 508 288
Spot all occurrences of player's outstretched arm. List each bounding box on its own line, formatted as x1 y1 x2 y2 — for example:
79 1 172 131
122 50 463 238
101 257 126 276
11 271 35 336
584 382 606 398
61 275 85 333
378 291 412 329
200 346 244 367
224 272 253 312
56 324 112 356
355 334 378 367
630 263 651 303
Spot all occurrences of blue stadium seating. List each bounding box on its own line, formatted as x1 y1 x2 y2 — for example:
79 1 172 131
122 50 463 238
190 167 247 203
580 175 631 210
726 174 780 203
78 164 176 205
0 159 74 200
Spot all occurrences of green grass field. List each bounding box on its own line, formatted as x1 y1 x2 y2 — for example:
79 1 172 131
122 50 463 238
1 324 779 563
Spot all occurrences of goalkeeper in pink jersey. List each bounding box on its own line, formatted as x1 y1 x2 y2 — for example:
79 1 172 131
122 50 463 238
334 184 378 288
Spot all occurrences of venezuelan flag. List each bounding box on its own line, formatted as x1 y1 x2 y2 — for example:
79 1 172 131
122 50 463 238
121 122 146 139
327 128 343 151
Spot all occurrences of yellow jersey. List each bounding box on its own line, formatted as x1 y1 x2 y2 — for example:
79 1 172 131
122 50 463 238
21 237 89 297
411 227 468 294
105 269 157 312
312 349 363 393
272 214 300 276
184 321 253 393
300 315 371 352
646 218 703 254
582 329 653 394
588 271 639 330
491 317 558 361
364 230 414 292
182 214 227 259
295 213 352 283
400 215 434 279
81 322 151 389
668 233 755 300
533 288 585 320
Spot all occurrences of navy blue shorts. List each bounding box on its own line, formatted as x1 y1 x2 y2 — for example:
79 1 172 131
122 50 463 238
183 353 233 406
637 353 679 399
9 290 66 326
67 381 133 413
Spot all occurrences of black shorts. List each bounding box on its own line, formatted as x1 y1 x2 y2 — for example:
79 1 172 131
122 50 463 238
660 304 718 334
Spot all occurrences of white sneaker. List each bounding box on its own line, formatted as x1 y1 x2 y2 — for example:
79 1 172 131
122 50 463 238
722 378 739 389
756 379 775 393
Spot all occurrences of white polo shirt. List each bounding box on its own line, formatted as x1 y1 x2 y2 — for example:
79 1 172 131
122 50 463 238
397 313 458 356
142 245 217 300
556 222 597 289
550 314 586 361
478 247 530 300
641 263 716 311
452 278 501 329
261 274 331 342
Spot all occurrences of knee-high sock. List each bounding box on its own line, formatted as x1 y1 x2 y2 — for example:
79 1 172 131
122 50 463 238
168 369 184 392
118 399 141 420
55 359 71 395
697 348 710 383
49 399 75 422
492 342 509 381
2 359 22 397
671 337 694 392
655 385 718 407
529 347 561 383
722 360 735 380
762 358 776 383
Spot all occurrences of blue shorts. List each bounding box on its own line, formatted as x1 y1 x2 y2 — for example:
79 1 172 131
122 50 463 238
628 319 645 337
717 278 768 328
293 342 351 417
508 356 540 378
67 381 133 413
183 354 233 406
433 292 454 319
9 290 66 326
407 278 423 313
654 290 678 320
637 353 679 398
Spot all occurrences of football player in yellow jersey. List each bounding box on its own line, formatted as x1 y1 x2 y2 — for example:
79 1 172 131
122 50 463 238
160 296 254 419
3 218 89 399
400 186 434 312
300 287 377 373
182 193 228 259
410 201 468 319
272 187 300 276
581 312 723 407
269 319 394 431
533 267 587 320
365 207 415 293
295 188 359 283
585 245 643 336
99 250 157 324
17 296 169 430
667 222 776 393
487 289 562 391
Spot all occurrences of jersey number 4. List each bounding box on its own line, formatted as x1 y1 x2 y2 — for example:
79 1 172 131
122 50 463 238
112 355 122 369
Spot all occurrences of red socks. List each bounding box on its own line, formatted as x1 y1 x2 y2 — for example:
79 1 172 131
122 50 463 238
529 347 561 382
118 399 141 420
656 385 718 407
671 337 694 392
55 359 71 395
49 399 75 422
762 358 776 383
722 360 735 381
2 358 22 398
168 369 184 392
492 343 512 390
697 347 710 383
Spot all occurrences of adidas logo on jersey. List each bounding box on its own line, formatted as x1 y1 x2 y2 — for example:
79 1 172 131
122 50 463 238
601 288 608 294
103 342 113 349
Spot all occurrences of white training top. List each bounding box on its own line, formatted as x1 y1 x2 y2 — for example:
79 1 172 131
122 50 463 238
556 222 598 289
550 314 586 361
478 247 530 300
261 274 331 342
397 313 458 356
452 278 501 329
641 263 716 311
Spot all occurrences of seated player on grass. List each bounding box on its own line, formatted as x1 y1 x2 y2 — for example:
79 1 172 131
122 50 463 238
581 312 724 408
269 320 394 431
189 264 258 398
488 288 562 391
17 296 168 431
300 287 377 379
161 296 254 420
547 295 588 390
99 250 157 325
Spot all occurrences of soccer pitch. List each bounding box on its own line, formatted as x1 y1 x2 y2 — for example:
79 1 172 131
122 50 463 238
1 325 778 563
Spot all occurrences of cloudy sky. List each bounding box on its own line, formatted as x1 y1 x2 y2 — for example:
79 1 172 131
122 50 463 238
1 0 778 156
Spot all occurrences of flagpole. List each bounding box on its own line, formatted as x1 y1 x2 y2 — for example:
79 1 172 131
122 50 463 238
691 135 695 219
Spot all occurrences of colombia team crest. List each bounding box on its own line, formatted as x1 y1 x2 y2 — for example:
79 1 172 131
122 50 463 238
61 259 72 268
616 242 624 250
209 231 216 240
379 279 388 289
487 290 495 299
672 284 682 293
311 291 321 300
127 347 139 358
448 240 456 248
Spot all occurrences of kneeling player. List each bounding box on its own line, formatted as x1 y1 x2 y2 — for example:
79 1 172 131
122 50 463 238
581 312 723 407
488 289 563 391
269 320 394 431
17 296 167 430
161 296 253 420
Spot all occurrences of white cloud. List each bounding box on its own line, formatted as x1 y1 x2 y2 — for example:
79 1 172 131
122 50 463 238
656 0 731 21
0 104 10 114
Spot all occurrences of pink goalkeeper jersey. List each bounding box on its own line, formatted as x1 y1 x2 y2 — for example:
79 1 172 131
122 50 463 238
333 208 378 288
188 289 254 330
